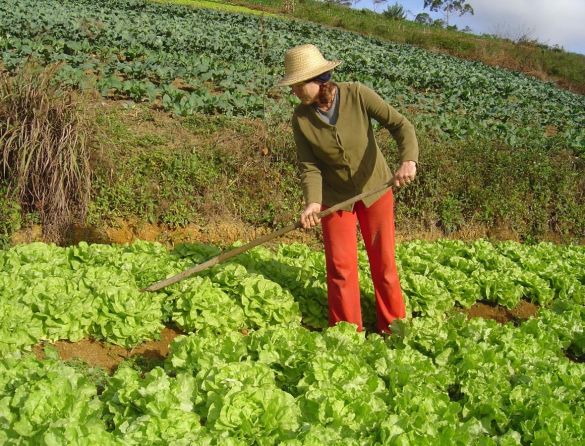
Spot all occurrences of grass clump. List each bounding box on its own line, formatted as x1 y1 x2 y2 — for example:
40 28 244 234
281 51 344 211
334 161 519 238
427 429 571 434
0 184 21 248
89 105 302 231
0 64 94 243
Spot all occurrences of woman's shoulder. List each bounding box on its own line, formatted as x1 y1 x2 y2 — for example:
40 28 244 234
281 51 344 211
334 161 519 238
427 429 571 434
338 81 358 91
338 81 370 97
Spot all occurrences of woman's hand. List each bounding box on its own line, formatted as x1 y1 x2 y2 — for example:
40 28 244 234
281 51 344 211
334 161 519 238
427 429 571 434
393 161 417 187
300 203 322 229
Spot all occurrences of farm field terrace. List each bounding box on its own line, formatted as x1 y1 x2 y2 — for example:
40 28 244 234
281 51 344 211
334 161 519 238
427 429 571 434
1 239 584 444
1 0 584 244
1 0 584 154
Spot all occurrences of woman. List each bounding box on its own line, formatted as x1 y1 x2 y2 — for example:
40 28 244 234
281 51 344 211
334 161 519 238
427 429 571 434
278 44 419 333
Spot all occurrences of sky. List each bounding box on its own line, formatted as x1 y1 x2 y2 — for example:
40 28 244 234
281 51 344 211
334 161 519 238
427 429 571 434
353 0 585 55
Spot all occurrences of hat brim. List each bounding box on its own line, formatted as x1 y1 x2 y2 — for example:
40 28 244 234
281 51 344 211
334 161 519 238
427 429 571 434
277 60 342 87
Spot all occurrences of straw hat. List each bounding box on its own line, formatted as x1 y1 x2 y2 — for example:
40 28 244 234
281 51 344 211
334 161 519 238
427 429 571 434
277 44 341 87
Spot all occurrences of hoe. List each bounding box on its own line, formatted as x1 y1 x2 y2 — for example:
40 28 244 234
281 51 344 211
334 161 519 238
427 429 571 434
143 180 394 292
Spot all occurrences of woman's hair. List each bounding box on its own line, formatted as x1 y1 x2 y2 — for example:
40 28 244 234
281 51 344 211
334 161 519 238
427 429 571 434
317 82 337 109
312 71 336 109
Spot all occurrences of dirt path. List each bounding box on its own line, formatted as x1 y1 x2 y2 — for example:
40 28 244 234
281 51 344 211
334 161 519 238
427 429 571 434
462 300 539 324
34 327 183 373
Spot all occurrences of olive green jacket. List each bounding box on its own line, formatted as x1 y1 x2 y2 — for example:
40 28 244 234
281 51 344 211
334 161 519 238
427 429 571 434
292 82 419 210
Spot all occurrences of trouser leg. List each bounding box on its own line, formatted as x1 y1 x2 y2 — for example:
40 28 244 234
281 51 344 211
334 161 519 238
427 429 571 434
321 206 362 331
355 190 405 333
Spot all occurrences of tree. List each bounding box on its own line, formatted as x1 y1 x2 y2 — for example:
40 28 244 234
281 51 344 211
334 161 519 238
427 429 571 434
423 1 474 25
423 0 474 16
383 2 406 20
414 12 433 25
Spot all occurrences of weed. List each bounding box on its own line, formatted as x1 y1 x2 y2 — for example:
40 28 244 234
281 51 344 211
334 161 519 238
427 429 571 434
18 100 580 243
393 133 584 242
0 63 94 243
439 195 464 234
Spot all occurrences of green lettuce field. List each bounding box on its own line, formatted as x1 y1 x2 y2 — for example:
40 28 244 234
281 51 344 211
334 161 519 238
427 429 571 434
1 240 584 444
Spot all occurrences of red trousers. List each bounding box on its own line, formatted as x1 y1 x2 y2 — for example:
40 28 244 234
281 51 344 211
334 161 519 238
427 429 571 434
321 190 405 333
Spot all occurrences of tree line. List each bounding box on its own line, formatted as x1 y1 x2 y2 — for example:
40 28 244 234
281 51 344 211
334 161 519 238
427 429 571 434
328 0 475 28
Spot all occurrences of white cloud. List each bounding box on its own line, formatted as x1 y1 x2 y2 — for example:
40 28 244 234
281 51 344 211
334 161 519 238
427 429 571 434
450 0 585 53
357 0 585 54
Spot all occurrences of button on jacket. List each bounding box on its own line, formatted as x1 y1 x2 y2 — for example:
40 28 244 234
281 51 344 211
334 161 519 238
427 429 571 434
292 82 419 210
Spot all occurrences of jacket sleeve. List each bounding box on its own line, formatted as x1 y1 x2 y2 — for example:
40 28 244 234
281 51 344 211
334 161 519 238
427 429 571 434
359 83 419 164
292 117 323 205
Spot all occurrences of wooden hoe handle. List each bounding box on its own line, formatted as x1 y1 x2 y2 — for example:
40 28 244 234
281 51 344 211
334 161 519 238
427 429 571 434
143 180 393 292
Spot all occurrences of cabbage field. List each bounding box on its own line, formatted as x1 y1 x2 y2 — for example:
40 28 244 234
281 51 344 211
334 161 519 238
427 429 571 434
1 240 584 444
1 0 584 153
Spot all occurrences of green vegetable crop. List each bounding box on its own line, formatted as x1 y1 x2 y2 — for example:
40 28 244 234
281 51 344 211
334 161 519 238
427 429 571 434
0 240 584 443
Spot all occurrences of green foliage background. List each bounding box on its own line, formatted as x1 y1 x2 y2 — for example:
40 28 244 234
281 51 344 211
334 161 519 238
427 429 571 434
0 0 583 241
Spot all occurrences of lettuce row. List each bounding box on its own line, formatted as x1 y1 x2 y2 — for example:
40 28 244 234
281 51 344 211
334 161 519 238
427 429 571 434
1 316 583 444
161 321 584 444
1 239 583 353
0 241 304 352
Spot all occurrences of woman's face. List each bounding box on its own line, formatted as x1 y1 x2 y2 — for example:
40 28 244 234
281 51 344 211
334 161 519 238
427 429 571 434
291 80 320 105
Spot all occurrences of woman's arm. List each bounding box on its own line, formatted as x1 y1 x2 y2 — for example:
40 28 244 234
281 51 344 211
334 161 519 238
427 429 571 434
293 118 323 205
359 84 419 187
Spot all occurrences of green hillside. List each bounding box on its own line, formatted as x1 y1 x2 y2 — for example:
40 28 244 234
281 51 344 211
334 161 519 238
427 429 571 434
228 0 585 95
2 0 583 151
0 0 584 243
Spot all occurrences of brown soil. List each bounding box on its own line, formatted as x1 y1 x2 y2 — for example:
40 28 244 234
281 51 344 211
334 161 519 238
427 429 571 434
14 218 557 250
33 326 183 374
462 300 539 324
28 301 542 372
12 217 320 248
11 224 44 245
393 224 512 243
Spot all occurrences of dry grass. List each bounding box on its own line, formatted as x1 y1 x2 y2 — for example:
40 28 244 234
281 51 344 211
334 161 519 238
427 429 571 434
0 64 94 243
